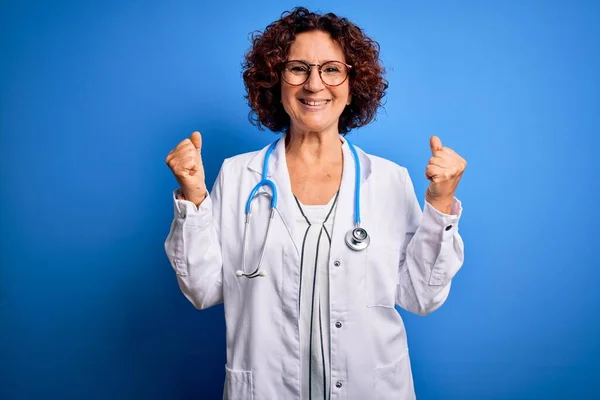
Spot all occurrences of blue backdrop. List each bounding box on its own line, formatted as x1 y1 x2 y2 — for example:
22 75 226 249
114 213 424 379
1 0 599 399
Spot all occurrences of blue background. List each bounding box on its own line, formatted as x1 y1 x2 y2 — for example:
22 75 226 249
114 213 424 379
1 0 599 399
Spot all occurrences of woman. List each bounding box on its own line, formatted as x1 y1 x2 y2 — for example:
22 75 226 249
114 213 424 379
165 7 466 400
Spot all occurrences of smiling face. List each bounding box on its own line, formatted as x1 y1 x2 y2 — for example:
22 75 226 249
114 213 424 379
281 30 351 135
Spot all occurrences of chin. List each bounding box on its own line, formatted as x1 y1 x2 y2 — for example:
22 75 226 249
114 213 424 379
297 118 336 133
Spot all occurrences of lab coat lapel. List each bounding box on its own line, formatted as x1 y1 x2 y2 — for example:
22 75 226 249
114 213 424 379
246 135 299 257
270 136 300 256
330 137 372 254
330 139 357 253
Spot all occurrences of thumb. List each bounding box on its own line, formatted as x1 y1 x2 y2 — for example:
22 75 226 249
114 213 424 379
190 131 202 151
430 135 443 155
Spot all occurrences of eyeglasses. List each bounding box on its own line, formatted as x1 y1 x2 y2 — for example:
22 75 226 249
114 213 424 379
280 60 352 87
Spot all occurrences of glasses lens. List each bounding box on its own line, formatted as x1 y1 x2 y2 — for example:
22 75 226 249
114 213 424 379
320 61 348 86
283 61 310 85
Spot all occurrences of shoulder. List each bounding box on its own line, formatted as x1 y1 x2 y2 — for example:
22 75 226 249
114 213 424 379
220 150 260 171
354 145 410 185
208 150 260 191
369 153 408 175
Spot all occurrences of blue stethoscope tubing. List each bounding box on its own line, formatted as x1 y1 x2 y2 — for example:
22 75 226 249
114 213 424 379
236 138 370 279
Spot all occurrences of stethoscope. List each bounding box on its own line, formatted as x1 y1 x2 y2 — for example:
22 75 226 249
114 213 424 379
236 138 370 279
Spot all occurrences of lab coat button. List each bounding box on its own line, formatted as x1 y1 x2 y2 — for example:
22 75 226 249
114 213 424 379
335 381 343 388
445 224 453 231
335 321 342 328
334 261 341 267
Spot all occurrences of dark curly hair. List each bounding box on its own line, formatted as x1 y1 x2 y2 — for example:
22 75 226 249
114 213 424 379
242 7 388 134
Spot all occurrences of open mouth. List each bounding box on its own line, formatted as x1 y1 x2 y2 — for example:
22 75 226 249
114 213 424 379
299 99 331 106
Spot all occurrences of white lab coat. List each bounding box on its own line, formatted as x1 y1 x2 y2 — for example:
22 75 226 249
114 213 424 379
164 134 464 400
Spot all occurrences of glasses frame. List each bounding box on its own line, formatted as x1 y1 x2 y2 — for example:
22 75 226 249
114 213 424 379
280 60 353 87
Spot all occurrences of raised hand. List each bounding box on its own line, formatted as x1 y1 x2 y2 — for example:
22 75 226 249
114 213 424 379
425 136 466 214
165 131 207 206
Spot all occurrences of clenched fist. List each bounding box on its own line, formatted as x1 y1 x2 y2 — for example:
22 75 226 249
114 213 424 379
165 131 207 207
425 136 467 214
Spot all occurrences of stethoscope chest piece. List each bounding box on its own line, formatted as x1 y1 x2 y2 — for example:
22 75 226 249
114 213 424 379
345 227 370 251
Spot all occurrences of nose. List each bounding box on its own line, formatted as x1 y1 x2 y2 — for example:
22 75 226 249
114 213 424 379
303 66 325 92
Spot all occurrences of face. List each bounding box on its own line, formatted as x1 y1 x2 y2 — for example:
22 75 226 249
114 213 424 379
280 30 351 134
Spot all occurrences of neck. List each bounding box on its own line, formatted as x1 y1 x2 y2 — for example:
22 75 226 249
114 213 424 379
285 125 343 166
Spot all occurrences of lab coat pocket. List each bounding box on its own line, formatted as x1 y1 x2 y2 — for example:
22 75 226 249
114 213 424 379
224 364 254 400
366 246 400 308
374 348 415 400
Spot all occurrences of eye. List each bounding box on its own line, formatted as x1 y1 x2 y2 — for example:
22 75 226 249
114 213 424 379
290 66 308 73
322 62 344 74
286 62 309 74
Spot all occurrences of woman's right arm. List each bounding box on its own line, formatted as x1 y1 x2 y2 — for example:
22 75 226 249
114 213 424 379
163 132 224 310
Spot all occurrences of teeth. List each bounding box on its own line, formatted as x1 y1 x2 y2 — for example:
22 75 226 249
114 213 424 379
302 100 329 106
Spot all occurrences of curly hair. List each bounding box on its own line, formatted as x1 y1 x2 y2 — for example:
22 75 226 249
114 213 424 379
242 7 388 134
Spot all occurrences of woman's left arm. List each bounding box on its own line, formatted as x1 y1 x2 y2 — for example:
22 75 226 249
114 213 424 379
395 136 467 315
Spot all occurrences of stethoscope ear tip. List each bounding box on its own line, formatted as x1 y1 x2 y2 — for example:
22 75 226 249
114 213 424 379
258 270 267 277
235 270 244 277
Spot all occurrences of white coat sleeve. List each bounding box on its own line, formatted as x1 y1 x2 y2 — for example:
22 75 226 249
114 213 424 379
164 165 225 310
395 169 464 315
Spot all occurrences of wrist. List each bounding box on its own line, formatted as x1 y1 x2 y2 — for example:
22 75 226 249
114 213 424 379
180 186 208 207
425 194 454 214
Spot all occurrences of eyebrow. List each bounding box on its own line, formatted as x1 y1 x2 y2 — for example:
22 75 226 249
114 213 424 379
286 59 347 64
